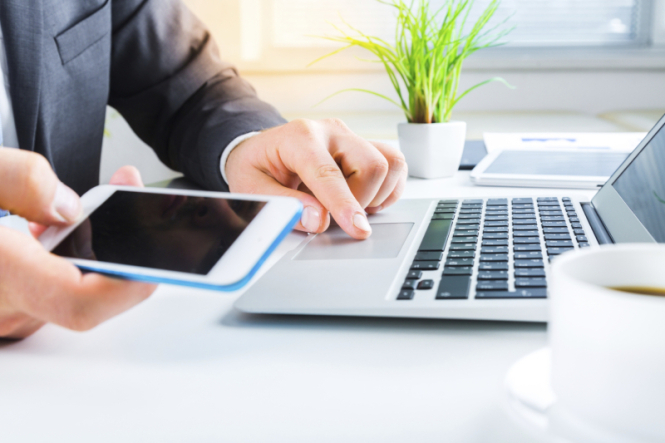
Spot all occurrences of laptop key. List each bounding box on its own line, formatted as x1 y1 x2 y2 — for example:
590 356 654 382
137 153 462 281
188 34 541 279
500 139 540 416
578 242 590 248
397 289 415 300
483 227 509 233
485 216 508 222
514 237 540 244
458 219 481 225
514 244 542 252
436 276 471 299
415 251 443 261
451 236 477 243
537 197 558 202
432 214 454 220
571 222 583 229
540 216 565 222
513 198 534 204
514 251 543 259
476 289 547 299
539 211 563 216
406 270 422 279
402 280 417 290
569 217 580 222
476 281 509 291
513 213 537 219
435 208 456 214
542 221 567 227
485 212 508 217
544 233 571 240
484 221 509 227
442 266 473 275
477 271 509 281
450 243 476 251
417 280 435 290
546 240 574 248
454 230 479 237
443 266 473 276
543 227 569 234
512 209 535 214
445 258 474 267
482 240 509 247
514 259 545 268
479 262 509 271
513 219 537 225
411 261 440 270
513 230 539 237
483 233 508 240
547 247 574 256
513 224 538 231
459 214 481 219
515 278 548 288
515 269 546 278
419 220 453 252
447 251 475 259
487 198 508 205
573 229 586 236
480 254 509 262
481 246 508 254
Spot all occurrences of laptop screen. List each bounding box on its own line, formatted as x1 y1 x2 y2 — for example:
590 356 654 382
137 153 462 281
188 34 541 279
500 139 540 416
593 114 665 243
612 124 665 242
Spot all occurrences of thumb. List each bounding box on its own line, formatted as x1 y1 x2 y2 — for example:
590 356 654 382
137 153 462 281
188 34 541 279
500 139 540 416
233 171 330 234
0 149 81 226
109 165 144 187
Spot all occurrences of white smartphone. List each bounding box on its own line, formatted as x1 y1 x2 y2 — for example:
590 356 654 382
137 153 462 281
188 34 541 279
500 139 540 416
39 186 302 291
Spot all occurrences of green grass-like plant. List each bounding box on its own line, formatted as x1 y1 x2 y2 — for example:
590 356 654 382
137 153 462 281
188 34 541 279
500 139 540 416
312 0 513 124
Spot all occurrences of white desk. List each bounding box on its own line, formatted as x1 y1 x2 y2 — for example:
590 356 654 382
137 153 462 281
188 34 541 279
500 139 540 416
0 173 597 443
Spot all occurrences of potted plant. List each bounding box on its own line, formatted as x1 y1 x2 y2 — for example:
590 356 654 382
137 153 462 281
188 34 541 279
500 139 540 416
314 0 512 178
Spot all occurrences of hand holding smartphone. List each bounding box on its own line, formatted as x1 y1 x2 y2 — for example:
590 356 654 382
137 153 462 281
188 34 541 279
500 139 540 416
39 186 302 291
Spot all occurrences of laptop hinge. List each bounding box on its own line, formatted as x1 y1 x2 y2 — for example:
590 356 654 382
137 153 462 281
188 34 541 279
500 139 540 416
581 202 614 245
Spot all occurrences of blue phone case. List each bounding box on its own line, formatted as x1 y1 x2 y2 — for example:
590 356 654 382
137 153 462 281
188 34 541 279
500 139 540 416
74 205 303 292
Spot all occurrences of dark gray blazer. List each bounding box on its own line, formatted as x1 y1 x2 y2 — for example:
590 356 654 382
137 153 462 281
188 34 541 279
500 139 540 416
0 0 286 195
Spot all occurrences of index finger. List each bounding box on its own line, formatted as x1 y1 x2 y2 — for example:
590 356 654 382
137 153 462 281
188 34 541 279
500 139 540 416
283 140 372 239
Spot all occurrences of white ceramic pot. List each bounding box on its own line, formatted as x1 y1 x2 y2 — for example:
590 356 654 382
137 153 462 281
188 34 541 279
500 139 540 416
397 121 466 179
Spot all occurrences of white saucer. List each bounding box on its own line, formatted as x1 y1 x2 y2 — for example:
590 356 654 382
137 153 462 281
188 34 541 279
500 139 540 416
504 348 659 443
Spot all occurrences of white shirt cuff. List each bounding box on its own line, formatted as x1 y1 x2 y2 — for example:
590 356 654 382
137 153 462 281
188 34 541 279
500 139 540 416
219 131 261 185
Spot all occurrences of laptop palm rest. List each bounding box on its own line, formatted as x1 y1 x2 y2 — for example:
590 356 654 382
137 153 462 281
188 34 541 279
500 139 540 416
295 223 413 261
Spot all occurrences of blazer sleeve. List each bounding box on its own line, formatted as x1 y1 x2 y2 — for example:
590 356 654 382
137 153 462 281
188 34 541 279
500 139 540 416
108 0 287 191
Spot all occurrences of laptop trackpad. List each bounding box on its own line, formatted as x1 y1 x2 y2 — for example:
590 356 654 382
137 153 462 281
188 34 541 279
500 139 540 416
295 223 414 260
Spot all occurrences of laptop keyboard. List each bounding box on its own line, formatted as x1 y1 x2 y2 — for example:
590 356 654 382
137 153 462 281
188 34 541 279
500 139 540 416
397 198 590 301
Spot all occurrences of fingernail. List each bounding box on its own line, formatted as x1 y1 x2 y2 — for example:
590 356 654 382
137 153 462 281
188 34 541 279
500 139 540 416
301 206 320 233
353 212 372 233
54 182 82 223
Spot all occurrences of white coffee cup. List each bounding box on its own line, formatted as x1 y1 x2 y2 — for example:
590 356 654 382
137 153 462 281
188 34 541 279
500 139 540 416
548 244 665 443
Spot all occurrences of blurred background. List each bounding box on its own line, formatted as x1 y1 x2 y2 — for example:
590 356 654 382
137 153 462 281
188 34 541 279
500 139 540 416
102 0 665 184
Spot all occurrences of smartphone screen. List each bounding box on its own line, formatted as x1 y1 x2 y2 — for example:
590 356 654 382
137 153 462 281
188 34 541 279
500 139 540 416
52 191 267 275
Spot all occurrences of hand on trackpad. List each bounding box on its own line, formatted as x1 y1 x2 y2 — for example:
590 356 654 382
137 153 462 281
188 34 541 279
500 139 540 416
295 223 413 260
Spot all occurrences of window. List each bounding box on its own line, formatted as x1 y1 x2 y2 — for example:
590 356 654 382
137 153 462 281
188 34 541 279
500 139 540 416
184 0 665 72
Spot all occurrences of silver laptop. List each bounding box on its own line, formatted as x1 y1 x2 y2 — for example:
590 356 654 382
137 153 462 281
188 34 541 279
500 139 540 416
235 114 665 322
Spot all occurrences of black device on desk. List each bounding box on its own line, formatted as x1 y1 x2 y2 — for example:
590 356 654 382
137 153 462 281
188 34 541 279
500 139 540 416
459 140 488 170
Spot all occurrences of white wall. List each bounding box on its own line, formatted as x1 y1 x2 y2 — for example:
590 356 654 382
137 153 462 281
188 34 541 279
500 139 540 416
242 70 665 116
